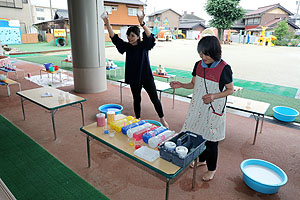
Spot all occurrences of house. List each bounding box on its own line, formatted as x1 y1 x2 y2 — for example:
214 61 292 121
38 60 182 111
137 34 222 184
0 0 31 34
178 11 206 37
103 0 145 41
244 3 298 36
147 9 181 30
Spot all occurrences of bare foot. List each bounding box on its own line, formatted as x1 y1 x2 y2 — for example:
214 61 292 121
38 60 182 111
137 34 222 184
189 161 206 168
160 118 169 127
202 170 216 181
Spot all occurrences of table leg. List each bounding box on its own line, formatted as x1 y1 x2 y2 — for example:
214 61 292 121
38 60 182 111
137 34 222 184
87 135 91 167
21 97 26 120
59 71 62 82
52 74 54 84
120 82 123 104
40 69 42 79
15 71 18 80
80 102 85 126
260 115 265 134
165 178 170 200
6 84 10 96
51 110 57 140
252 115 260 145
192 159 197 190
172 89 175 109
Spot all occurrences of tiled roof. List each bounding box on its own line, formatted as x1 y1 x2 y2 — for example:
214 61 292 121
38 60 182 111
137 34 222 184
180 14 204 21
246 3 293 16
179 22 206 29
104 0 145 6
148 9 181 17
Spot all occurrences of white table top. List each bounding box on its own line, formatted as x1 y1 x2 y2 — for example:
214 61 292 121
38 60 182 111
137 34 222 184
17 87 86 110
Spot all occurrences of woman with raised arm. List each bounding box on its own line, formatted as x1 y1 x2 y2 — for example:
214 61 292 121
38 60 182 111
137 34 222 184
102 11 168 127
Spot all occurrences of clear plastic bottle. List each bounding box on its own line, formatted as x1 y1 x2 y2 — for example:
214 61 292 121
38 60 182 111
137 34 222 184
127 123 152 138
142 126 168 143
121 120 146 135
148 130 175 148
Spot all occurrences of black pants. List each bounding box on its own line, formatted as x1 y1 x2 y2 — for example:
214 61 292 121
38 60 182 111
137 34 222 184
198 141 219 171
130 78 164 119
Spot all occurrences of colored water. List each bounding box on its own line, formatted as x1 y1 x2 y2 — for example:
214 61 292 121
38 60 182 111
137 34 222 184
103 108 121 112
244 165 282 185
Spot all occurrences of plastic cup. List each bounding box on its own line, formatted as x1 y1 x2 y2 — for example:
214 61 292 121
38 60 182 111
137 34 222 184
134 139 143 149
96 113 106 127
246 101 251 109
107 111 115 124
65 92 70 101
128 138 134 146
108 130 115 137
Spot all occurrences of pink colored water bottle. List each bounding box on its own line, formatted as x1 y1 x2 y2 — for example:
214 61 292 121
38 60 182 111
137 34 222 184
96 113 106 127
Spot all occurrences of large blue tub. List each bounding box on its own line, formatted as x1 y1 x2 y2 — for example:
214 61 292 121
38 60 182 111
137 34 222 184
272 106 299 122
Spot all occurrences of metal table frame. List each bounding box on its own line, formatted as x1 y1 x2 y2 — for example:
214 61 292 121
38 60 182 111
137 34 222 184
80 119 205 200
117 79 175 108
17 87 86 140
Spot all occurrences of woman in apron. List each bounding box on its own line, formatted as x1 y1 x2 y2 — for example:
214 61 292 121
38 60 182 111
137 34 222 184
170 36 234 181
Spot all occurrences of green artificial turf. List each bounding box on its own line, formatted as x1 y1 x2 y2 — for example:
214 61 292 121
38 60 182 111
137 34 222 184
8 55 300 123
0 115 109 200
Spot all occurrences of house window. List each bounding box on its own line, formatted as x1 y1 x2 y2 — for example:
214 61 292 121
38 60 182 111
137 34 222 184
36 7 44 12
37 17 45 21
22 0 28 3
128 8 138 16
112 6 117 11
0 0 15 8
253 18 260 24
104 6 112 14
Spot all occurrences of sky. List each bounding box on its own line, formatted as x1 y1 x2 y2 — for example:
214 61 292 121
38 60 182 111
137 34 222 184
32 0 299 23
144 0 299 23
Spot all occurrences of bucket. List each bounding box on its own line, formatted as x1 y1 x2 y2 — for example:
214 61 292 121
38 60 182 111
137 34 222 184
44 63 53 71
54 65 59 71
49 66 55 72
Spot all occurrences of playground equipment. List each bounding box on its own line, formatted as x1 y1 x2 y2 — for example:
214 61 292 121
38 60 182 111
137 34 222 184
258 27 277 47
158 30 172 41
54 29 67 47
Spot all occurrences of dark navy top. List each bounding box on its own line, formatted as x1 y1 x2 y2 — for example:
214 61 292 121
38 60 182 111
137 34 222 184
192 60 233 92
111 32 156 84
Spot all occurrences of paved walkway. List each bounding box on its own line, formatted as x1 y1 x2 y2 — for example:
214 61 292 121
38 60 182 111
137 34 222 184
105 40 300 89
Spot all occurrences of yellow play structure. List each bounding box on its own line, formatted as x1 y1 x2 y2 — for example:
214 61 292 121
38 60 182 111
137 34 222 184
258 26 277 46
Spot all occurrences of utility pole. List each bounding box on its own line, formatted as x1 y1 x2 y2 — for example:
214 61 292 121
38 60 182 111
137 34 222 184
49 0 53 20
296 0 300 26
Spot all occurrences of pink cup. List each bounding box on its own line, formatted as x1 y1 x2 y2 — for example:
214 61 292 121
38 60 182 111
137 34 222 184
96 113 106 127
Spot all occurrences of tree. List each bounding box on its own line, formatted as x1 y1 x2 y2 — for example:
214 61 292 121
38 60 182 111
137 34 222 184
205 0 245 40
274 20 289 41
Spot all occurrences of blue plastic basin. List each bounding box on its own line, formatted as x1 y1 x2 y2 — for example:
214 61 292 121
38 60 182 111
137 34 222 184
272 106 299 122
98 104 123 117
145 120 162 127
240 159 288 194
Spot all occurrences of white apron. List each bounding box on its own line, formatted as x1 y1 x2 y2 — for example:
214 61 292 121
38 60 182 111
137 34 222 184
181 61 227 142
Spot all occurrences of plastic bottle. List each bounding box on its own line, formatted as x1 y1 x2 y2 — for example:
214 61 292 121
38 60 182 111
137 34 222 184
133 125 158 141
148 130 175 148
127 123 152 138
110 116 136 132
122 120 146 135
142 126 168 143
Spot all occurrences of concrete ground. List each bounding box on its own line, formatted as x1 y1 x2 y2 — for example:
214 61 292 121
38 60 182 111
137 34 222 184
105 40 300 89
1 60 300 200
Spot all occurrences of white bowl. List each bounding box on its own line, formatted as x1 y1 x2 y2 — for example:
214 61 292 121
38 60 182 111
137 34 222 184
0 74 7 81
164 141 176 151
176 146 188 158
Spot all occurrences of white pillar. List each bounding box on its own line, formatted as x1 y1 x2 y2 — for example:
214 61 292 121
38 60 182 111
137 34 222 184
67 0 107 93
